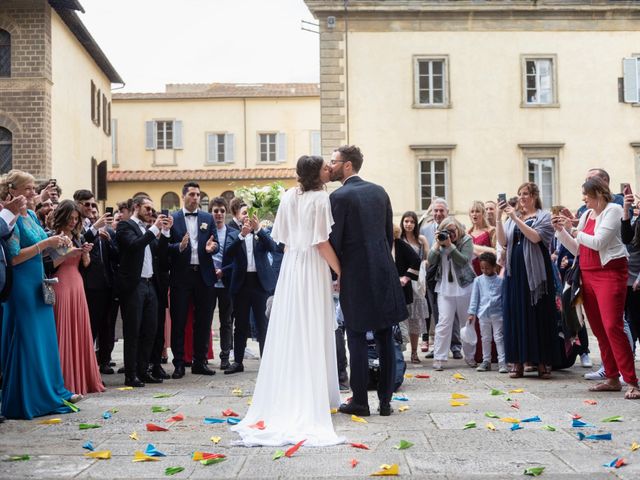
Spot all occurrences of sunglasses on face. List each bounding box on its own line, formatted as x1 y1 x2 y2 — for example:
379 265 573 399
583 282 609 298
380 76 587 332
212 208 226 214
82 202 98 208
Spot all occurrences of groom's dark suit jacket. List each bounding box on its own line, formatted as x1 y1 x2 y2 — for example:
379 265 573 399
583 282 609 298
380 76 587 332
329 176 408 332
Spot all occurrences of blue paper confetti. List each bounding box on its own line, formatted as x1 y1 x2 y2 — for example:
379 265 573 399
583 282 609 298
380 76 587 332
577 432 612 441
82 441 94 451
510 423 523 431
392 395 409 402
102 411 112 420
145 443 166 457
572 419 595 428
227 417 241 425
204 417 226 424
521 416 541 423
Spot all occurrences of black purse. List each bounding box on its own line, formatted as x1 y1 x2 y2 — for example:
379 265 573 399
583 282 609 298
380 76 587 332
565 257 582 306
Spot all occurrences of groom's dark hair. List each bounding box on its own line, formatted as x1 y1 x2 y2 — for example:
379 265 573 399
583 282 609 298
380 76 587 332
337 145 363 172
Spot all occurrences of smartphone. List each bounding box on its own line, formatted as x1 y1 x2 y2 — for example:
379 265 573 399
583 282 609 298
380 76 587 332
105 206 114 215
161 209 169 217
49 178 57 186
550 205 563 216
497 193 507 204
622 183 632 196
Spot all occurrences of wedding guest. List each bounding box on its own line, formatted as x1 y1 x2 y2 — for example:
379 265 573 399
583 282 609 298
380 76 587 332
427 218 476 370
497 182 556 379
393 224 421 355
622 189 640 354
1 170 81 419
50 200 104 395
73 189 112 244
35 198 53 229
485 200 497 228
227 197 245 231
168 182 219 379
554 178 639 399
399 211 429 363
117 199 132 221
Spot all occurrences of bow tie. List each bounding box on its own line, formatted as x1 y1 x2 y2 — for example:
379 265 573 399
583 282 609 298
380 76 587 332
185 212 198 217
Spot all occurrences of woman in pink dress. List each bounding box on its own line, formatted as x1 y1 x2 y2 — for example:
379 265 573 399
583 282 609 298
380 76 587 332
51 200 105 395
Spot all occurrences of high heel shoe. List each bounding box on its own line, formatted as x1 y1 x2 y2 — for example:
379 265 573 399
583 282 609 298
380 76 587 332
69 394 84 403
509 363 524 378
411 352 421 364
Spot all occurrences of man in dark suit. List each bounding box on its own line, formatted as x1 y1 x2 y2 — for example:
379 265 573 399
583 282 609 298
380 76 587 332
329 145 408 417
115 196 170 387
168 182 219 379
223 206 278 374
227 197 244 232
73 189 113 243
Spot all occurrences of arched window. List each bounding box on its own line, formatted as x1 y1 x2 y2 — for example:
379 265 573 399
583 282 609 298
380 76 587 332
221 190 235 203
161 192 180 211
0 30 10 77
200 191 209 212
0 127 12 174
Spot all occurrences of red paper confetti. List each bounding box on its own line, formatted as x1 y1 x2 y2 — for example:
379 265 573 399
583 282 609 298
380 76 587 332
615 458 626 468
415 374 430 379
583 399 597 405
249 421 266 430
510 401 520 410
146 423 168 432
350 443 369 450
166 413 184 422
222 409 239 417
285 439 306 457
203 453 226 460
571 413 582 420
351 458 359 468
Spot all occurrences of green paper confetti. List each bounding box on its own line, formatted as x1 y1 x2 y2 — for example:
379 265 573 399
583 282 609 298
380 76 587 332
504 397 512 402
3 455 30 462
601 416 623 423
272 450 285 460
200 457 226 465
394 440 414 450
463 421 476 430
153 393 175 399
165 466 185 476
485 412 500 419
542 425 556 432
151 406 171 413
109 408 119 414
490 389 504 396
79 423 101 430
62 399 79 413
524 466 545 476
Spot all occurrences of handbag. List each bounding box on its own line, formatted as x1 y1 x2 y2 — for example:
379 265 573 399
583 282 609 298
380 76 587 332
565 257 582 306
416 261 428 298
42 277 58 305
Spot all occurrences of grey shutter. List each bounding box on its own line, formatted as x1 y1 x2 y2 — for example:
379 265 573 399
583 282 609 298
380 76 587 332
310 131 321 156
224 133 235 163
207 133 216 163
276 132 287 162
623 58 639 103
111 119 118 165
173 120 183 149
145 121 156 150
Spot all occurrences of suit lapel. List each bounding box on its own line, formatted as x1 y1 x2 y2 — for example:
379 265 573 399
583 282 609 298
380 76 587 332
175 211 187 236
128 218 143 237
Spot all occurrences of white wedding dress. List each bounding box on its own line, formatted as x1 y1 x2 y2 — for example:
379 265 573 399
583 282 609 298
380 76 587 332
231 188 345 447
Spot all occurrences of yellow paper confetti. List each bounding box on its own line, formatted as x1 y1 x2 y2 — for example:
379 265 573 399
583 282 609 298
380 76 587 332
500 417 520 424
84 450 111 460
351 414 368 423
129 431 138 441
451 393 468 399
450 400 468 407
486 422 496 431
398 406 410 412
631 441 639 452
117 386 134 391
133 451 160 462
404 373 414 379
371 464 399 476
246 397 253 406
330 408 338 414
232 388 243 396
38 418 62 424
210 436 221 444
452 373 465 380
508 388 524 393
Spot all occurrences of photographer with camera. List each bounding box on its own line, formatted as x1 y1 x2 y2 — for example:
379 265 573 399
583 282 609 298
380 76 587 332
427 218 476 371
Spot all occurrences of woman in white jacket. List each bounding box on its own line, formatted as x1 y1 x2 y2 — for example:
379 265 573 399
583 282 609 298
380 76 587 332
553 177 639 400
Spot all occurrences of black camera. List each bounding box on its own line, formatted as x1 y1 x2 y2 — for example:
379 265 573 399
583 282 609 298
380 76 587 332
436 230 450 242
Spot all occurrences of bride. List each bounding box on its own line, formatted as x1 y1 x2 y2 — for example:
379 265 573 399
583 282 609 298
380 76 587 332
231 155 345 447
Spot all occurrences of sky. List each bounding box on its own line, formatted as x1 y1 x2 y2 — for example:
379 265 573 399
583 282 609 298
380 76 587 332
79 0 320 92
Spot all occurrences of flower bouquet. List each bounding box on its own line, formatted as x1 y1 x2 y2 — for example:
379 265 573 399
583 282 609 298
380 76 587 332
235 182 286 220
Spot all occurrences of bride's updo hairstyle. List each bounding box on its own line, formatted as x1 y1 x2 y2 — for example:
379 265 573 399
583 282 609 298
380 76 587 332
296 155 324 192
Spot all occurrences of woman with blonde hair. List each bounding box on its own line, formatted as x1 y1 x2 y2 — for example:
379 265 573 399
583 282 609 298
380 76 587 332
0 170 81 419
468 201 496 275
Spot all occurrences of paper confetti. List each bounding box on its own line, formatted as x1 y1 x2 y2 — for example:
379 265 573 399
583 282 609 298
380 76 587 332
102 411 112 420
192 452 225 461
145 444 166 457
508 388 524 393
542 425 556 432
571 413 582 420
226 417 241 425
38 418 62 424
631 442 640 451
577 432 611 441
392 395 409 401
350 443 369 450
222 409 239 417
452 373 465 380
485 412 500 419
603 457 626 468
398 406 410 412
351 458 359 468
165 467 185 476
451 393 468 399
601 415 623 423
371 464 399 476
500 417 520 424
510 401 520 410
524 466 545 476
129 431 139 441
232 388 243 396
62 399 80 413
3 455 30 462
490 388 504 396
133 451 160 462
415 374 430 379
166 413 184 423
351 415 368 423
571 419 595 428
204 417 225 424
404 373 414 379
330 408 338 414
272 450 284 460
583 399 597 405
201 457 226 465
486 423 496 431
79 423 101 430
247 398 252 406
146 423 169 432
249 421 266 430
463 421 476 430
521 416 541 423
394 440 414 450
285 440 306 457
450 400 468 407
151 406 171 413
82 441 94 451
84 450 111 460
210 436 221 444
117 386 134 391
510 423 523 431
153 393 175 398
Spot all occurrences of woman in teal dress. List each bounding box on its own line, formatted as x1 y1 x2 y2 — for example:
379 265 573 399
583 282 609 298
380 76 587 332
0 170 79 419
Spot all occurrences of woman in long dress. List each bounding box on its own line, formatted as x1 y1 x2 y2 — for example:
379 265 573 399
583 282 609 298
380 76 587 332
232 155 345 447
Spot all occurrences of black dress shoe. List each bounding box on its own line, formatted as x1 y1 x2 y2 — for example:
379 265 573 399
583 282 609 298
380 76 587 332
139 373 163 384
452 351 463 360
117 366 126 374
220 359 231 370
99 364 114 375
338 401 370 416
223 362 244 375
172 365 185 379
192 363 216 376
378 403 393 416
151 365 170 380
124 376 145 388
0 415 6 423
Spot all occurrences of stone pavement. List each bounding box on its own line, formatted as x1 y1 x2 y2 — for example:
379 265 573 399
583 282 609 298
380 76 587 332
1 335 639 479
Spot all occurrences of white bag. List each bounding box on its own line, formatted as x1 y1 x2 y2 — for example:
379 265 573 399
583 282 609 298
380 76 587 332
460 323 477 347
416 260 427 298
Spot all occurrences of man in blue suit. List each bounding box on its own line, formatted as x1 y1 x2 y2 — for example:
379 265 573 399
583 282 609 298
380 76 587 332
223 205 278 374
168 182 219 379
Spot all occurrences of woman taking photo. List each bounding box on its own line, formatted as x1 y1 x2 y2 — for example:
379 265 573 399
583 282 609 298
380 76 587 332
0 170 81 419
427 218 476 370
51 200 105 395
554 177 639 399
399 211 430 363
497 182 556 379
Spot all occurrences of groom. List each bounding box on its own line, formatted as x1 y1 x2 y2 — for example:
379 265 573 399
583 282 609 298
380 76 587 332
329 145 408 417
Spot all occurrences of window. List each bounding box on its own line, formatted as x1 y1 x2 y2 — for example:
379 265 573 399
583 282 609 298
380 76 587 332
528 158 555 209
102 95 111 136
207 133 235 163
0 29 10 77
419 159 448 211
200 192 209 211
259 132 286 163
0 127 12 174
161 192 180 211
221 190 235 203
145 120 183 150
310 131 321 156
111 119 118 166
522 56 557 106
623 57 640 103
90 81 101 126
414 56 449 107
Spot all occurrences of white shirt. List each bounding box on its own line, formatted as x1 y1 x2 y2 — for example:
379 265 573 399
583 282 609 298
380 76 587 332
131 215 160 279
239 231 257 272
183 208 200 265
213 224 227 288
0 209 16 264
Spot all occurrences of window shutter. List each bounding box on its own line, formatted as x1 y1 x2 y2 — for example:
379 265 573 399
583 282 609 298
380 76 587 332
145 121 156 150
310 131 321 156
173 120 183 149
96 161 107 201
623 57 639 103
276 132 287 162
225 133 235 163
206 133 216 163
111 119 118 165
